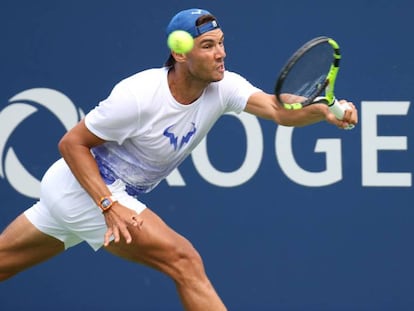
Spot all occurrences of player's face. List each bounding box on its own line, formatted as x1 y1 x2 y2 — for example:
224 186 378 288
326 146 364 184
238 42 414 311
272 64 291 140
186 29 226 82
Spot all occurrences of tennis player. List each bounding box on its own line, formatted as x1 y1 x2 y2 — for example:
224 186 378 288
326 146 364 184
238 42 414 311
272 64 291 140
0 8 357 311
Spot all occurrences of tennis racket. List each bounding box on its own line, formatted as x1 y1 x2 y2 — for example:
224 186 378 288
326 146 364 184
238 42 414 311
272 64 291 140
274 36 354 129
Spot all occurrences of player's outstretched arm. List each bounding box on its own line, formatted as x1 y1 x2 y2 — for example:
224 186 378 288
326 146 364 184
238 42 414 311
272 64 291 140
244 92 358 129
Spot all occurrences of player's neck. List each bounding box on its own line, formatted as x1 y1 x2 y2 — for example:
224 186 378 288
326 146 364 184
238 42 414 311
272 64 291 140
168 67 207 105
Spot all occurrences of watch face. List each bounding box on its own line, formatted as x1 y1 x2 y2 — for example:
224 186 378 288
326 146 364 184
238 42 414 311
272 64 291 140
101 198 111 209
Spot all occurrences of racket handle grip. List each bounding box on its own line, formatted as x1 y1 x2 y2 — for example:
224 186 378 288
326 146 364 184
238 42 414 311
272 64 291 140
313 96 348 119
328 99 355 130
329 99 346 119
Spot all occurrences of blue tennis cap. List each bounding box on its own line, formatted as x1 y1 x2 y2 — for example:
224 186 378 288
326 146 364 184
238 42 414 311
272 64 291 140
166 8 220 38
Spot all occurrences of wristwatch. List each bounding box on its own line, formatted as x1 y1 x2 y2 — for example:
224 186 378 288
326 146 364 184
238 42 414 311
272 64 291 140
98 196 117 213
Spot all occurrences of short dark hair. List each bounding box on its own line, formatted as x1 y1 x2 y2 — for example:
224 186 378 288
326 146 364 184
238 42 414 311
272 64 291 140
164 14 218 67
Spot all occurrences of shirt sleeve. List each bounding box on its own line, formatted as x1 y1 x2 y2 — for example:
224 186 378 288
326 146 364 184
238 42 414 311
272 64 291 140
220 71 262 114
85 81 141 144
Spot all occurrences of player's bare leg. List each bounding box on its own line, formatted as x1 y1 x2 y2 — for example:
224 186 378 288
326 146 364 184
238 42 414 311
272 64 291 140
105 208 227 311
0 214 65 281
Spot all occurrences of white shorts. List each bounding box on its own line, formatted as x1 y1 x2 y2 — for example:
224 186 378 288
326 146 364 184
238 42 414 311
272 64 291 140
24 158 147 251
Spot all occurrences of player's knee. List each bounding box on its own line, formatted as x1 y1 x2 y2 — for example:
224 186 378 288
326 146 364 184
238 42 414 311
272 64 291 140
168 240 207 285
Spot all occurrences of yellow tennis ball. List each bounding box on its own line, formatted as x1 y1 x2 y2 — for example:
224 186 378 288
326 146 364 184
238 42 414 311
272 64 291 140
167 30 194 54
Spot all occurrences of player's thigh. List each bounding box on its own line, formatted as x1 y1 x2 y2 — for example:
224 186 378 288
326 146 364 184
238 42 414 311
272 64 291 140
105 208 198 272
0 214 64 273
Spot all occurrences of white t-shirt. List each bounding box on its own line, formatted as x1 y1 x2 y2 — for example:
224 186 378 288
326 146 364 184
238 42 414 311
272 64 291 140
85 67 261 195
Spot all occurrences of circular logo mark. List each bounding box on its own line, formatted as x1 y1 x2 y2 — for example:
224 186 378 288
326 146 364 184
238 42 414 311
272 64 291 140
0 88 84 198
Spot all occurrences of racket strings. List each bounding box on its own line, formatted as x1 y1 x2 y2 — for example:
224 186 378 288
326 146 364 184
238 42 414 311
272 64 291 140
277 40 334 106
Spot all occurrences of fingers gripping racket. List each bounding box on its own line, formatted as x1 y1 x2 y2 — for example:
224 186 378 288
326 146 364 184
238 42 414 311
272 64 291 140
275 36 354 129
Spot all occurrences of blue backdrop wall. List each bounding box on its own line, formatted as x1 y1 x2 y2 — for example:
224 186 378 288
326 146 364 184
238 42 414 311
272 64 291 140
1 1 413 310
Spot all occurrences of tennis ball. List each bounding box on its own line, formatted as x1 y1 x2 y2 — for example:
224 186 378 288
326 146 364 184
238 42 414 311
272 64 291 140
167 30 194 54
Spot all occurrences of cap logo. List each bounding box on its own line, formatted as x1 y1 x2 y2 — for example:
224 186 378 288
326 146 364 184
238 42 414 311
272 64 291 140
191 9 203 15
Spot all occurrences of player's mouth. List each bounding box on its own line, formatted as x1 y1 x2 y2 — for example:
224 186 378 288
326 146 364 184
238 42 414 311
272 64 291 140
217 63 225 73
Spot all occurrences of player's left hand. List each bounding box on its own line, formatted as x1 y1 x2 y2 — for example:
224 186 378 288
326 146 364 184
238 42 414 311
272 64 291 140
102 202 143 247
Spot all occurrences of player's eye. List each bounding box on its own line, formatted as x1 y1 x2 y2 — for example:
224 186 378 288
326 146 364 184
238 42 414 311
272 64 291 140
202 42 213 49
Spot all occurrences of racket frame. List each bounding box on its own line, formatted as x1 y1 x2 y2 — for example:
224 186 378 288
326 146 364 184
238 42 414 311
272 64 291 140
274 36 340 110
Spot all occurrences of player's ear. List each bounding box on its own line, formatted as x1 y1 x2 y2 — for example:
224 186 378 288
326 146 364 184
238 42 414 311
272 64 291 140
171 51 187 63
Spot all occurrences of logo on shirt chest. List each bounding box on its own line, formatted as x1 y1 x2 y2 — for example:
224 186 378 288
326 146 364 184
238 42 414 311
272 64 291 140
163 122 197 151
